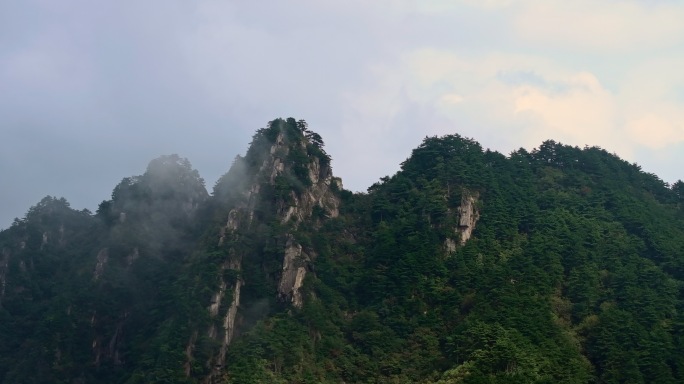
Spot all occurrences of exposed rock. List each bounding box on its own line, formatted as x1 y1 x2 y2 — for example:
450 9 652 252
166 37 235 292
207 201 248 376
271 158 285 183
278 236 308 308
203 123 341 380
218 209 240 246
209 280 227 317
93 312 127 367
217 277 241 368
445 190 480 252
444 238 457 254
93 248 109 281
275 160 340 225
273 140 339 307
226 209 239 231
184 331 198 377
457 192 480 244
106 319 125 365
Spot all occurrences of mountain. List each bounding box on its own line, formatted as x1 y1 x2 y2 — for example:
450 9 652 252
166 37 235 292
1 117 683 383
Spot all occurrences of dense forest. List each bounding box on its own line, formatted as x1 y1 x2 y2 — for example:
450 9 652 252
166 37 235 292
1 118 683 383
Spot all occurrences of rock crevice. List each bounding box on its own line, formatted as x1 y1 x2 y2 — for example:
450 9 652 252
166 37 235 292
445 190 480 253
203 123 341 380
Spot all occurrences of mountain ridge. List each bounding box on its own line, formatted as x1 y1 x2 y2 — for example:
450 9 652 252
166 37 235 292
1 117 683 383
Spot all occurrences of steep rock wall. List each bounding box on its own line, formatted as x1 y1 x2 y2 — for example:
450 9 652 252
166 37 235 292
202 124 341 380
445 190 480 253
457 192 479 245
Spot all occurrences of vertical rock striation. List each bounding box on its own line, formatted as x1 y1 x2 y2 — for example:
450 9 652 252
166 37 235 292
203 119 341 381
445 190 480 253
457 191 479 245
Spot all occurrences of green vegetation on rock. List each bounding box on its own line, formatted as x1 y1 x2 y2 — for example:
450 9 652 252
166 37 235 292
1 119 683 383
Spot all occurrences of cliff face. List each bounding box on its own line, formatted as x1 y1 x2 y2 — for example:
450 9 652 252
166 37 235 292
6 121 342 382
444 190 480 253
201 118 341 378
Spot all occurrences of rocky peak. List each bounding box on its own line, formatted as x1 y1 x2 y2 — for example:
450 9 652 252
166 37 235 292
203 118 342 378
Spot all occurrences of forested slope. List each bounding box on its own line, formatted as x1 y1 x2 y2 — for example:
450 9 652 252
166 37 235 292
1 119 683 383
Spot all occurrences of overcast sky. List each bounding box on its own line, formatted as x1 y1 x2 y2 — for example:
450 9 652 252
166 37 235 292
2 0 683 229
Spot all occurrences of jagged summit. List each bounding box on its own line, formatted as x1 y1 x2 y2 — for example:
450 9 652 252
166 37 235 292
197 118 344 379
1 118 683 383
214 118 339 199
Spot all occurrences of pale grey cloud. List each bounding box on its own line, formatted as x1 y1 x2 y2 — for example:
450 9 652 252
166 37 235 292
512 0 684 52
1 0 683 229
